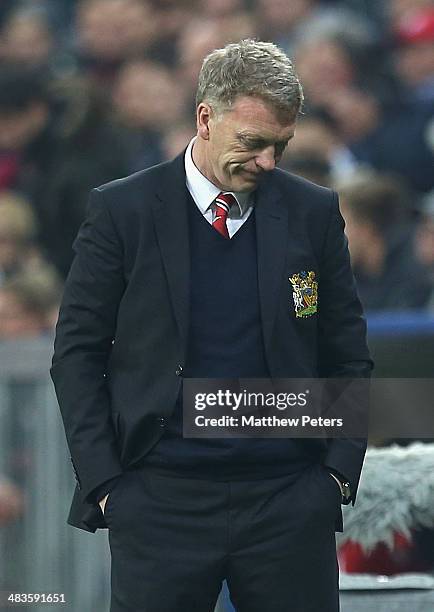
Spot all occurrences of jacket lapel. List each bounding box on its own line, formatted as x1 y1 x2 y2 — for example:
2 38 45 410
255 173 289 353
152 154 190 358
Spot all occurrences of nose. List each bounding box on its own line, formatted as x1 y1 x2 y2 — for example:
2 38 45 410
255 146 276 172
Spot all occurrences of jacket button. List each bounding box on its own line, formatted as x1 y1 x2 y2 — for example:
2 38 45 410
157 417 166 427
175 365 183 376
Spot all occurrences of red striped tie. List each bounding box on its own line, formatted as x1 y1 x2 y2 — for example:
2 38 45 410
213 192 237 239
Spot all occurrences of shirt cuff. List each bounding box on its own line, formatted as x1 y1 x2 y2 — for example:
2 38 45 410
86 476 122 504
325 466 352 504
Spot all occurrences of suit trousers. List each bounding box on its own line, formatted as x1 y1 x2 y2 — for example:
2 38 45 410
105 463 341 612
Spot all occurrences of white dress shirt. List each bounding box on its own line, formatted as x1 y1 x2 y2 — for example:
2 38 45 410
184 138 254 238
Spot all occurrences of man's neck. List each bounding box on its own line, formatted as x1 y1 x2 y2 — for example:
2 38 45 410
191 137 218 188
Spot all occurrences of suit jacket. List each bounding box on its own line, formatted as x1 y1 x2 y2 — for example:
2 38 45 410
50 152 373 533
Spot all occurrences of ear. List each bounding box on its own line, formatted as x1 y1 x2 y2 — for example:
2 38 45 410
196 102 212 141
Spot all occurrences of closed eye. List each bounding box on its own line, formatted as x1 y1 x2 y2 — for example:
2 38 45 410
238 136 265 149
237 134 292 156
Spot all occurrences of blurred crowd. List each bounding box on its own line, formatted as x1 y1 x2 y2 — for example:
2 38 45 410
0 0 433 347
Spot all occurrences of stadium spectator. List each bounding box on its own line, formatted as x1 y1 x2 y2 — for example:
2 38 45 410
0 191 43 284
282 110 362 183
143 0 195 67
292 2 380 57
393 7 434 103
255 0 319 53
0 265 62 339
160 121 196 161
338 173 432 311
0 64 129 277
255 0 378 56
176 13 257 109
294 36 360 108
311 85 434 194
112 60 187 171
74 0 158 87
198 0 256 38
177 18 226 110
0 64 50 167
0 5 55 69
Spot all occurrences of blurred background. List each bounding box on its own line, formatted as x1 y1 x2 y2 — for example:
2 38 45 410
0 0 434 610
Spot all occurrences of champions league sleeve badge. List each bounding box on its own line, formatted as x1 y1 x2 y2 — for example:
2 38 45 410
289 271 318 318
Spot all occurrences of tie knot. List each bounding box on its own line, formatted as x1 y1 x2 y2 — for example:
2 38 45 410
215 192 237 216
212 192 237 239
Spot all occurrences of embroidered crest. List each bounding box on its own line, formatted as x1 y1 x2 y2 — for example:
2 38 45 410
289 271 318 318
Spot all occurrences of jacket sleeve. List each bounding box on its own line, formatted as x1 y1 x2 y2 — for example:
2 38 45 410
50 187 125 502
318 190 374 505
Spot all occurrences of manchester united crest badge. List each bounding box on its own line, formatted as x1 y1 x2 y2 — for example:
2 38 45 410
289 270 318 318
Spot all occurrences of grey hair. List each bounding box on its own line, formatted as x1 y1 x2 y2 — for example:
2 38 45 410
196 39 304 119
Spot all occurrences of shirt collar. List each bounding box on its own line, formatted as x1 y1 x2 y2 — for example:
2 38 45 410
184 137 252 217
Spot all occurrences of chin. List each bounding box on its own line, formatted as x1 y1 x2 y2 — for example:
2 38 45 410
241 177 259 190
231 175 258 191
227 182 250 193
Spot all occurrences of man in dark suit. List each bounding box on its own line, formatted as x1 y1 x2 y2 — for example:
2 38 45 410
51 39 372 611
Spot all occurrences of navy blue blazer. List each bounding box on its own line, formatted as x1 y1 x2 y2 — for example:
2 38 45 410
51 152 373 533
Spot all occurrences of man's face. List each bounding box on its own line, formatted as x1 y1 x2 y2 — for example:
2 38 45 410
0 103 48 151
0 290 44 339
395 42 434 86
195 96 296 192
